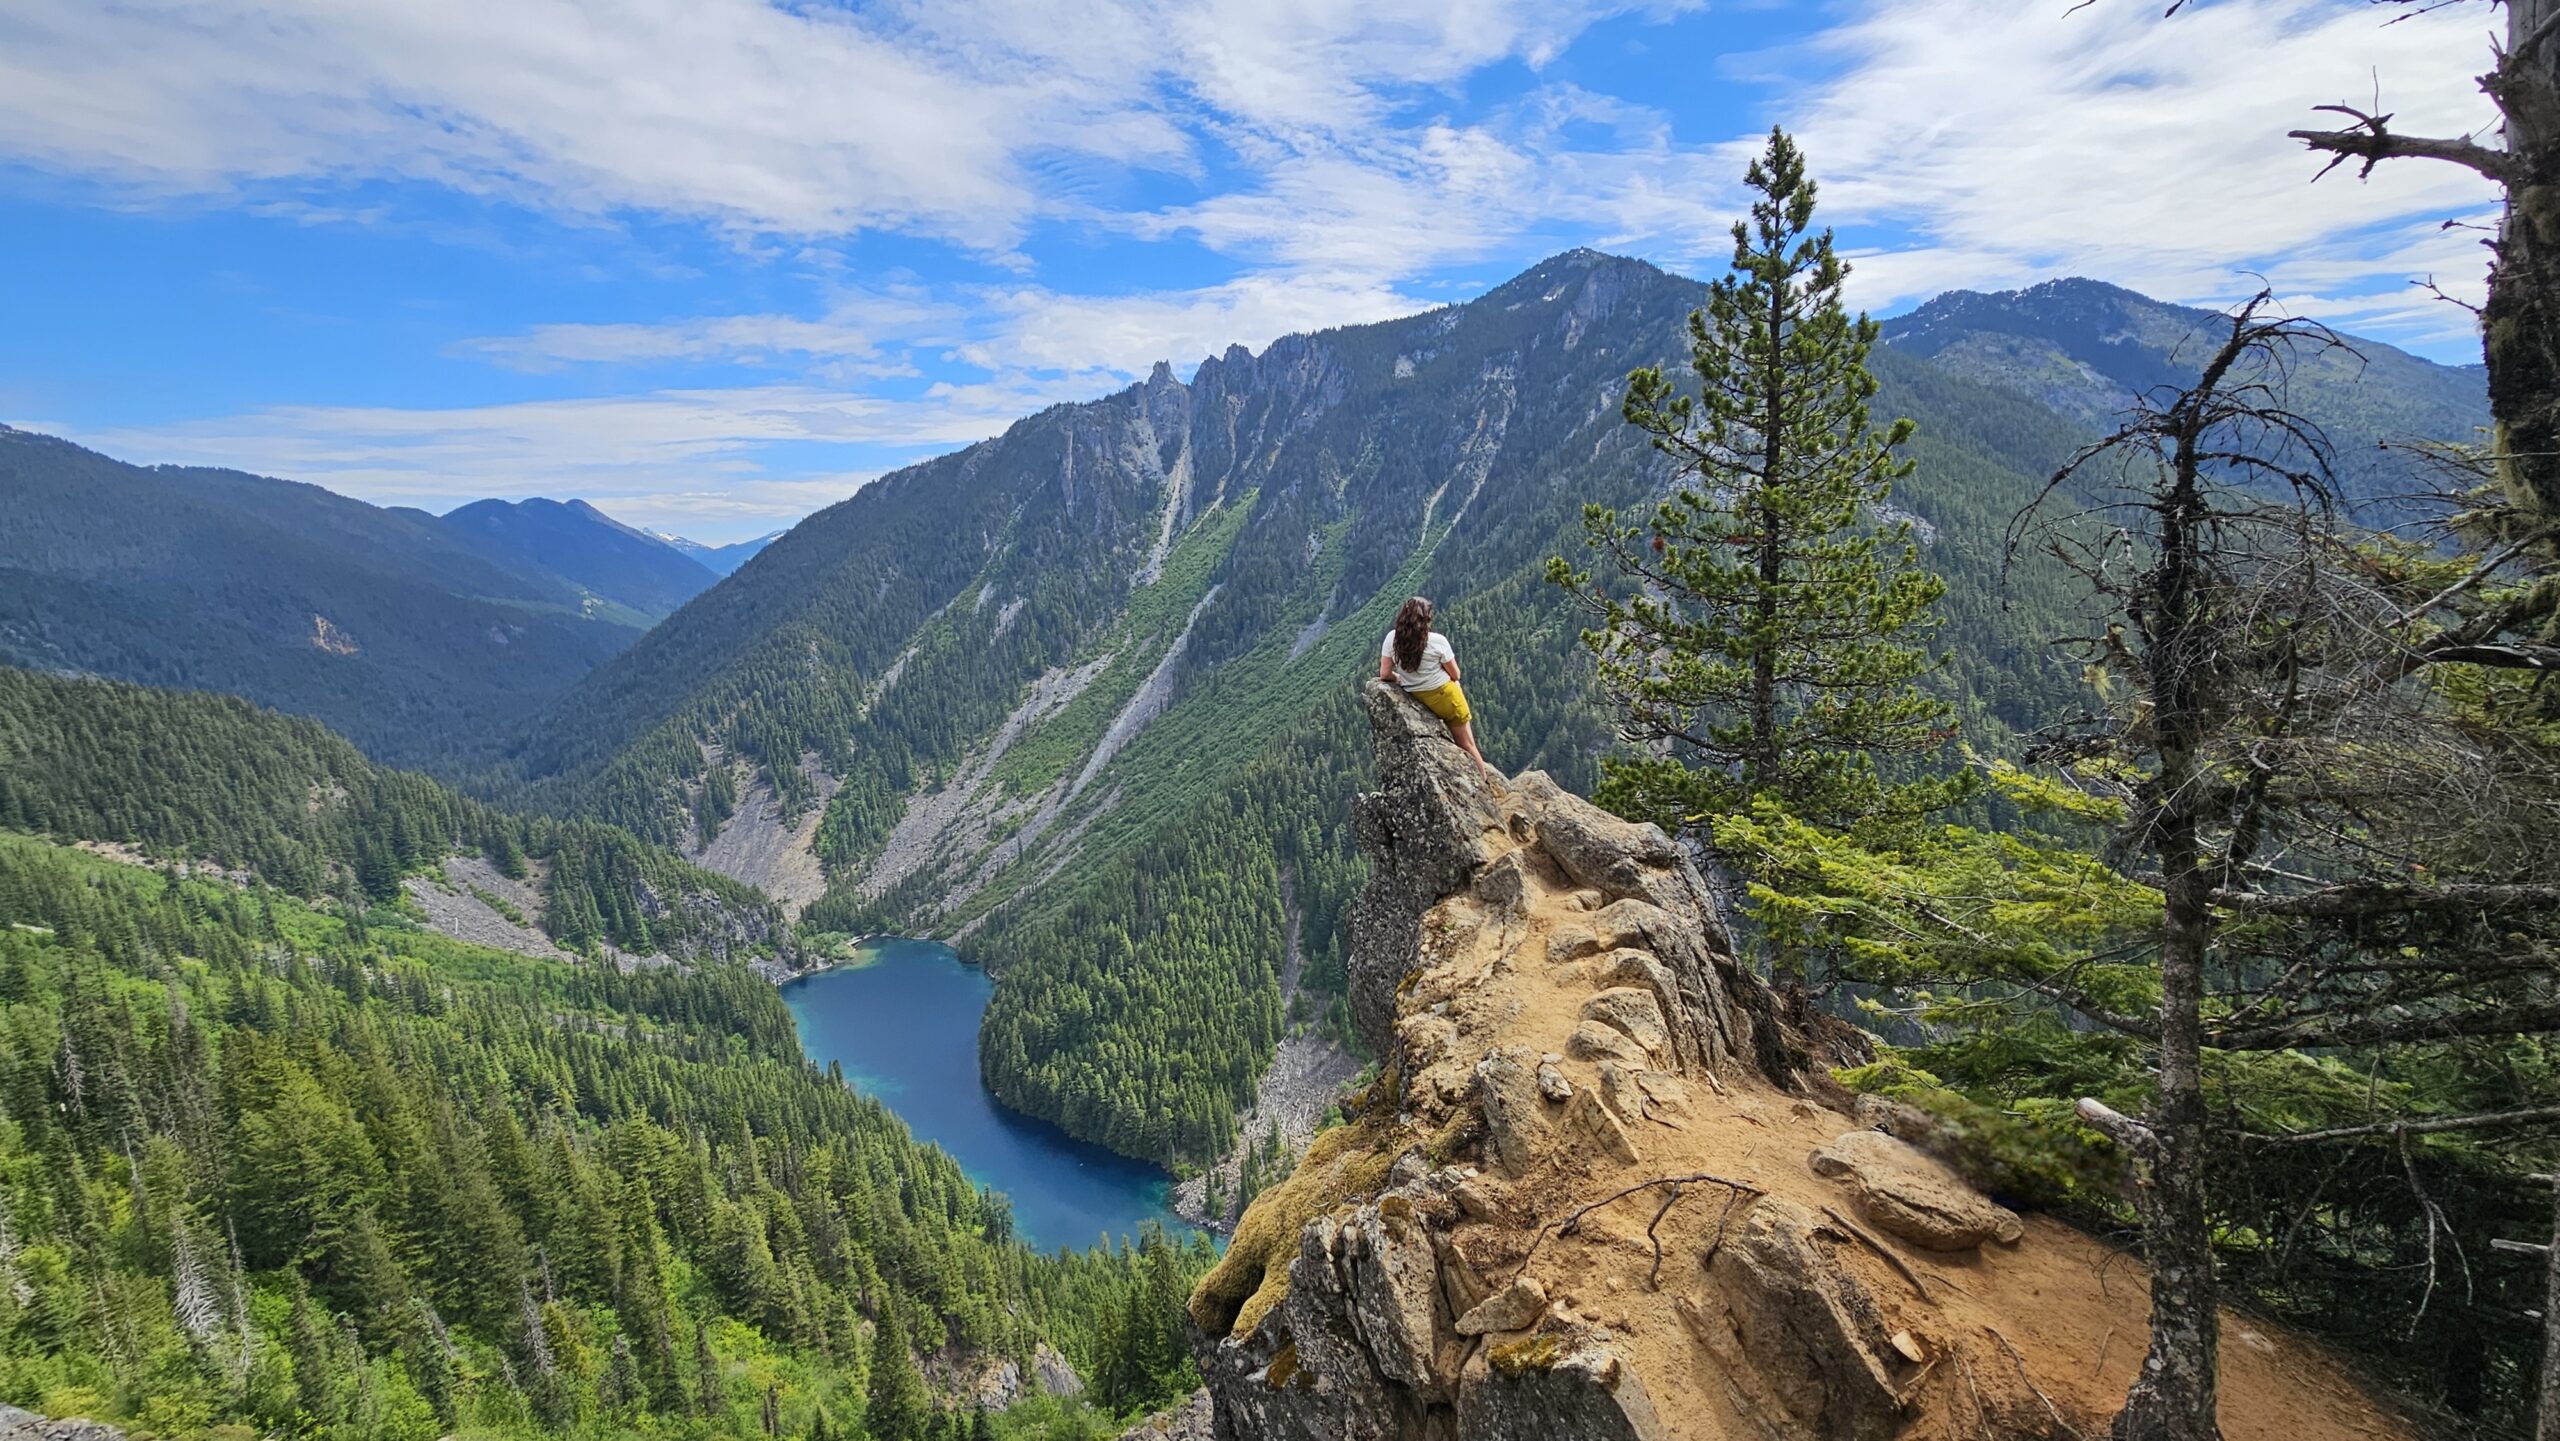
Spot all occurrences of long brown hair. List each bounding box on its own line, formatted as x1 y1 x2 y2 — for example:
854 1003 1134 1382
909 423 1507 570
1392 596 1433 673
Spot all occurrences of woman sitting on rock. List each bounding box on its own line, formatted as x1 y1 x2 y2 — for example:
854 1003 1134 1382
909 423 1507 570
1378 595 1494 788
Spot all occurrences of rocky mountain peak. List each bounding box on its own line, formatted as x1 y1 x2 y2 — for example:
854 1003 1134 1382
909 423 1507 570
1180 683 2418 1440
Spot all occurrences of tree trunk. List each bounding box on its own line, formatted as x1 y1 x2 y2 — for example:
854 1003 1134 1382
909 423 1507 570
2114 819 2223 1441
1754 271 1791 983
2118 417 2223 1441
2538 1169 2560 1441
2487 0 2560 536
1751 277 1785 795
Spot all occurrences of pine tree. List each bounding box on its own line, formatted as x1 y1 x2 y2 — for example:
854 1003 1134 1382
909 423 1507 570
864 1301 931 1441
1550 126 1965 923
286 1282 345 1429
693 1316 725 1421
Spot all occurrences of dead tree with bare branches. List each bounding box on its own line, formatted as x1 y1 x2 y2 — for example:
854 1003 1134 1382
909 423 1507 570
2015 292 2560 1440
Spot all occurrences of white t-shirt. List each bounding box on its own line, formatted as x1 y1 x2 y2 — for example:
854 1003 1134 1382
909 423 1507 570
1382 629 1456 692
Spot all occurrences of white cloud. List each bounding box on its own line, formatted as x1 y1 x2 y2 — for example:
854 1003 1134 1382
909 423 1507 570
52 379 1107 539
456 287 964 373
1157 0 1678 137
0 0 1670 249
0 0 1189 247
1787 0 2501 348
458 272 1438 387
958 273 1435 375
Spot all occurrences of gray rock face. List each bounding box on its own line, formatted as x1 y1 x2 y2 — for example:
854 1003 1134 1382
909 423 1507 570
1347 682 1507 1056
0 1408 124 1441
1117 1389 1216 1441
1457 1345 1665 1441
1033 1340 1085 1398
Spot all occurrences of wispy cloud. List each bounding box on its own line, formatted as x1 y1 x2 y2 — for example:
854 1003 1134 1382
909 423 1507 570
1789 0 2499 346
454 287 964 374
58 380 1104 538
957 274 1436 375
0 0 1184 247
456 273 1436 381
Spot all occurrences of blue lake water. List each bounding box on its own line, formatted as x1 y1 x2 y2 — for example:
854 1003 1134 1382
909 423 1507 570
782 935 1192 1253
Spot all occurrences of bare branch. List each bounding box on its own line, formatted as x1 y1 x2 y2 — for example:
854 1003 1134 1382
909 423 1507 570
2219 1003 2560 1052
2242 1105 2560 1146
2210 880 2560 918
2078 1097 2156 1153
2290 105 2512 183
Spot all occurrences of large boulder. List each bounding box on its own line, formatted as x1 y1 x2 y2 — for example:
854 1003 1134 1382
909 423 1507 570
1457 1340 1666 1441
1809 1130 2025 1252
1693 1199 1911 1441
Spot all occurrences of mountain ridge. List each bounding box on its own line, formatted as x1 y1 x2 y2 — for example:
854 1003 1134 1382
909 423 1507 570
430 494 719 620
0 253 2488 1179
0 425 646 764
1879 275 2484 517
656 527 786 576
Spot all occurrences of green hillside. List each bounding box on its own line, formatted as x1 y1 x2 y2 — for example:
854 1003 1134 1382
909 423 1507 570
0 429 644 765
430 498 719 621
0 830 1204 1440
0 669 785 964
1880 276 2488 522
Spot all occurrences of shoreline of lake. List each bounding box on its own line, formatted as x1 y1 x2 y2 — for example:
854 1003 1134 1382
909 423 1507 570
780 934 1195 1252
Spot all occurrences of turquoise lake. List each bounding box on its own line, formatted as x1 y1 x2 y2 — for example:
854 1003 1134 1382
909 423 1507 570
782 936 1192 1253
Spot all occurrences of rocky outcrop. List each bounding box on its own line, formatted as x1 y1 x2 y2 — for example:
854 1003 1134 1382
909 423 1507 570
0 1408 123 1441
937 1340 1083 1412
1185 681 2418 1441
1117 1389 1215 1441
1033 1340 1084 1399
684 752 838 917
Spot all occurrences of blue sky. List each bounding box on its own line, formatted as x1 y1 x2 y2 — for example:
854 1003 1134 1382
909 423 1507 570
0 0 2503 541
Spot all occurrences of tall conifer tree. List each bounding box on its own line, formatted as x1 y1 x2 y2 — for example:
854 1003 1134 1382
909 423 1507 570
864 1301 930 1441
1551 127 1963 883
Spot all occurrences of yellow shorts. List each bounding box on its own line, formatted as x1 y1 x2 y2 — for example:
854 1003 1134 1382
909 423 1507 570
1412 681 1471 726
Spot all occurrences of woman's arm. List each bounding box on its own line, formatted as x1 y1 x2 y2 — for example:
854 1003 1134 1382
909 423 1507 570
1442 658 1462 682
1378 652 1396 682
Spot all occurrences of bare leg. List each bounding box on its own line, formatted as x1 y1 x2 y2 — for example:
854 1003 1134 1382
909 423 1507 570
1448 720 1497 789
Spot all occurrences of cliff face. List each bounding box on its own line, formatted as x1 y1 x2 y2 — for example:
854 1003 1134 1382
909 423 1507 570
1185 683 2414 1441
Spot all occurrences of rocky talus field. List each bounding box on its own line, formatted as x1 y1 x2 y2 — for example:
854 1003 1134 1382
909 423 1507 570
1173 682 2416 1441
